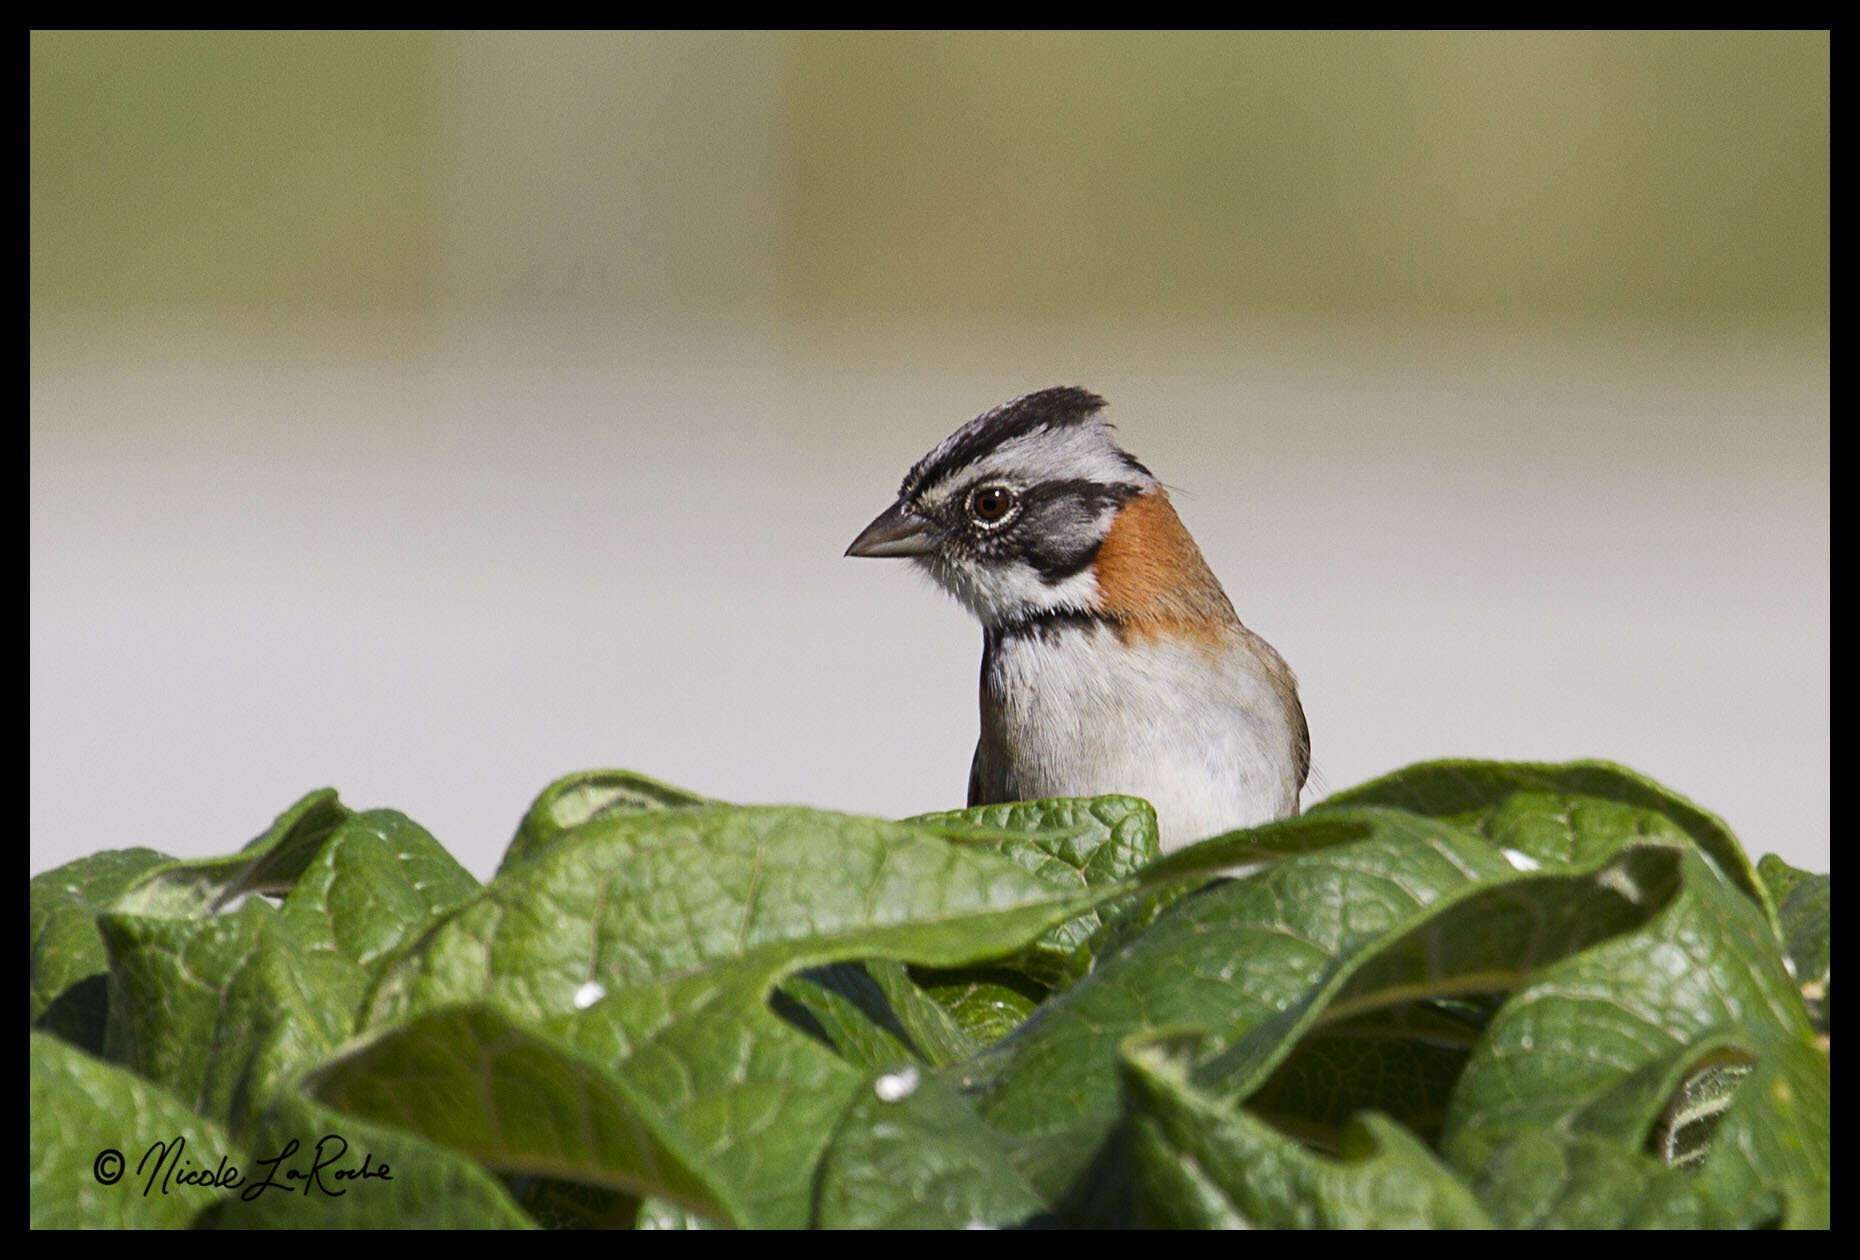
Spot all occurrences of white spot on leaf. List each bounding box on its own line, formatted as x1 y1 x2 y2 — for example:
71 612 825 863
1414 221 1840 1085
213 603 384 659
573 981 607 1010
874 1065 921 1102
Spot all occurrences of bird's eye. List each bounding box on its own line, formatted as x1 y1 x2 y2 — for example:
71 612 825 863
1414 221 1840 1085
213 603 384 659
968 485 1016 525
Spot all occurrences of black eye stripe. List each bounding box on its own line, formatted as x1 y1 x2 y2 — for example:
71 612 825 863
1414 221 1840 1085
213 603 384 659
946 478 1137 531
1014 479 1141 519
1024 538 1103 585
989 479 1143 585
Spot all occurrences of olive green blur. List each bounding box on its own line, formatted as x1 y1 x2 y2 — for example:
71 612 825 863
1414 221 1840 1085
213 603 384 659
31 31 1828 322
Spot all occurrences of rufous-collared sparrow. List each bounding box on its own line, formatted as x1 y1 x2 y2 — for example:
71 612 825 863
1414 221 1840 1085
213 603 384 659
847 386 1309 852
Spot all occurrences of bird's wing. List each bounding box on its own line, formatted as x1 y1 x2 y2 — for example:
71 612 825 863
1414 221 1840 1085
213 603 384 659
967 737 1001 807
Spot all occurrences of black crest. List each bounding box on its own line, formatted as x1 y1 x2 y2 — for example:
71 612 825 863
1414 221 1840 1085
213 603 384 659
902 387 1114 498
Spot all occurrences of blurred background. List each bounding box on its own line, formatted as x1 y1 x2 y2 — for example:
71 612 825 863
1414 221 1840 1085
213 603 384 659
31 31 1828 879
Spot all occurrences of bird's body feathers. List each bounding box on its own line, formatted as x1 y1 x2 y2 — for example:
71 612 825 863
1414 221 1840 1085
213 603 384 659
848 387 1308 852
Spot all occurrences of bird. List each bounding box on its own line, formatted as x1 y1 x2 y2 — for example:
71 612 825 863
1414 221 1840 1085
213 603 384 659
846 386 1308 853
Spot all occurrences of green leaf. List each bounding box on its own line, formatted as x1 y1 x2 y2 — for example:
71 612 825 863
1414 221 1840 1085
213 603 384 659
1443 850 1812 1157
337 806 1112 1228
907 967 1042 1048
30 1032 242 1228
100 898 276 1110
1196 844 1688 1112
501 769 722 873
1566 1035 1755 1157
1757 854 1829 1030
907 795 1161 986
1686 1036 1831 1228
33 1032 517 1231
1235 1001 1492 1149
772 959 986 1069
965 809 1516 1199
1459 1036 1808 1228
1313 759 1769 914
30 847 173 1052
113 788 353 917
308 1005 742 1224
507 1177 640 1229
1121 1032 1493 1228
774 962 940 1071
1144 808 1420 875
1468 1130 1718 1228
200 1083 534 1228
99 810 477 1137
765 800 1143 1072
863 959 986 1065
30 791 356 1062
814 1064 1049 1228
1443 849 1824 1227
275 809 482 981
1053 878 1205 991
27 762 1828 1229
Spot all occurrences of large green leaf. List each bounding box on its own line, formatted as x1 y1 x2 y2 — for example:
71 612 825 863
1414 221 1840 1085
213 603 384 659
99 809 478 1138
1195 844 1687 1109
201 1084 535 1228
969 820 1697 1214
329 806 1112 1228
907 795 1161 987
766 798 1159 1068
30 847 173 1052
1443 849 1825 1227
1455 1032 1828 1228
813 1064 1049 1228
501 769 723 874
33 1027 528 1229
906 967 1043 1048
113 788 354 917
774 959 983 1070
30 790 357 1059
1685 1036 1831 1228
964 809 1518 1198
31 1032 242 1229
1313 759 1768 914
1121 1031 1493 1228
309 1005 740 1223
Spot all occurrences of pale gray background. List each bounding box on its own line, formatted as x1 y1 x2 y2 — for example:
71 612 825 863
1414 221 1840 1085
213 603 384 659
31 32 1828 880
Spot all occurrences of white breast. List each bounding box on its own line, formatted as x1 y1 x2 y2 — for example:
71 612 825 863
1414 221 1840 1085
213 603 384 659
978 623 1303 852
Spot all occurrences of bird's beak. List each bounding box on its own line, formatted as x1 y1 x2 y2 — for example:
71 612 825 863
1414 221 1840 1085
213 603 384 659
845 498 938 558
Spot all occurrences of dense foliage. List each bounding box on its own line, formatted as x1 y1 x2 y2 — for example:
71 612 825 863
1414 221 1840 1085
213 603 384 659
29 761 1829 1228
